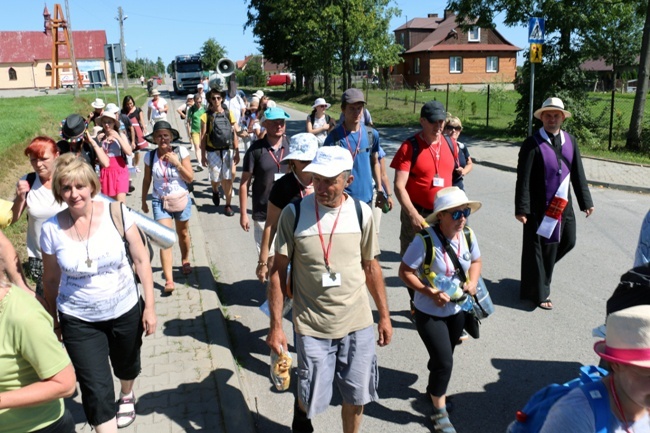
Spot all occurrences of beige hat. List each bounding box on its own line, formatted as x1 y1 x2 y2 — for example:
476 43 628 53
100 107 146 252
533 97 572 119
151 89 161 96
91 98 105 109
425 187 482 225
594 305 650 368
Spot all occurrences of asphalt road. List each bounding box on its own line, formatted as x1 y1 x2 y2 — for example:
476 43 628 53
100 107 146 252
161 90 650 433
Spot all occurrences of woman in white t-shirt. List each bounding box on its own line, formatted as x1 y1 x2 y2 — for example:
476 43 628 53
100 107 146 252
306 97 333 146
147 89 168 124
11 136 66 296
41 153 156 431
141 121 194 294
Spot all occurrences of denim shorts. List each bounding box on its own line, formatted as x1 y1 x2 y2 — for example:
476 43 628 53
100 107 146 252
152 195 192 222
295 326 378 418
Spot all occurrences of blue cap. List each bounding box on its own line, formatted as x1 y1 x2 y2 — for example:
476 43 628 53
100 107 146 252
264 107 291 120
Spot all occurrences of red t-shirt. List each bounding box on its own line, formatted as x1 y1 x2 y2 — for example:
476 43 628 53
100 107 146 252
390 133 456 210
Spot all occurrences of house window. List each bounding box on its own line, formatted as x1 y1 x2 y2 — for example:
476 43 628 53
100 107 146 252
486 56 498 73
46 64 52 77
468 27 480 42
414 58 420 74
450 57 462 74
399 33 405 48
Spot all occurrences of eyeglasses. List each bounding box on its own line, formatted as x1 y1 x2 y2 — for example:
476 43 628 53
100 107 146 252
446 208 471 220
211 96 222 101
446 126 462 131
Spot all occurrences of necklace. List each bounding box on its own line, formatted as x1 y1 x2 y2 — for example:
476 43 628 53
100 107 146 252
70 203 95 268
609 375 634 433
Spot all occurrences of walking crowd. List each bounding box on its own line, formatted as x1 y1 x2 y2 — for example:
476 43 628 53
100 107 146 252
1 78 650 433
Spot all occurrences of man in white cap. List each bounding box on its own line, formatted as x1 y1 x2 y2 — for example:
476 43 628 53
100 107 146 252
266 145 392 433
515 97 594 310
196 83 205 101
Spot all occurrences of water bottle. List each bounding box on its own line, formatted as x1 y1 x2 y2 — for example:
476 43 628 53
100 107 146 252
460 295 474 312
434 274 464 301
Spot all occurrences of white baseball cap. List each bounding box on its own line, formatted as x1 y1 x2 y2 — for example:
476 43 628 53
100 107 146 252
283 133 318 162
303 146 353 178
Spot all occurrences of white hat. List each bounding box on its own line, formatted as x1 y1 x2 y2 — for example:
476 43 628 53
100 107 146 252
187 94 194 100
100 103 120 121
425 187 482 224
312 97 331 110
283 133 318 162
151 89 161 96
91 98 105 109
197 83 204 89
594 305 650 368
249 97 260 108
253 90 264 99
266 100 277 108
105 103 119 112
303 146 353 178
533 97 572 119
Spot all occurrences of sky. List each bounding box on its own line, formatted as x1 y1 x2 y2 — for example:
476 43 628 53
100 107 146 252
2 1 528 68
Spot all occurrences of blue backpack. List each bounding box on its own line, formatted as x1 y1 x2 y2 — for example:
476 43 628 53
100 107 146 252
507 365 610 433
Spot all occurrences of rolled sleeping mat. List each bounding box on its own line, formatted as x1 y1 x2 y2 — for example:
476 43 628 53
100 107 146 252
0 198 13 229
96 194 177 249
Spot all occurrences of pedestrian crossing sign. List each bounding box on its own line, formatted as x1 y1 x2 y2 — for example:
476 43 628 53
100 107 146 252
528 18 545 44
530 44 543 63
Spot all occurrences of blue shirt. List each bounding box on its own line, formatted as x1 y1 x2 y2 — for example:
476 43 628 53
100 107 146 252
324 124 379 203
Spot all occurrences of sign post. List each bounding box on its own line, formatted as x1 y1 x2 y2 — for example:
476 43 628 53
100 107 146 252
528 18 545 136
105 43 121 103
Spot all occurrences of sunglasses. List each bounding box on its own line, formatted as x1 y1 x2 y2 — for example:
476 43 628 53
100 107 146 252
211 96 222 101
446 126 462 131
446 208 471 220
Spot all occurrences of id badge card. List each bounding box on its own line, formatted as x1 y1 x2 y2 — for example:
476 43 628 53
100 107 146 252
274 172 286 181
322 272 342 287
433 175 445 187
76 258 97 274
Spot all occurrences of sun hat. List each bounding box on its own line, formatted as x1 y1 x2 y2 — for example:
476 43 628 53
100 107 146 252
303 146 353 178
264 106 290 121
99 103 120 122
266 100 277 108
283 133 318 162
187 94 194 100
425 186 482 224
533 97 572 119
594 305 650 367
341 88 365 105
249 97 260 109
91 98 105 109
312 97 331 110
143 120 180 144
197 83 204 89
421 100 447 123
253 90 264 99
60 113 87 141
151 89 161 96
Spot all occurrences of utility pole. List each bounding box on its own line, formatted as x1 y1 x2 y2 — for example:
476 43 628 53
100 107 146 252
117 6 128 89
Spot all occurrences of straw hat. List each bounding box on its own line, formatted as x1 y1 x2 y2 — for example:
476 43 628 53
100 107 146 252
594 305 650 367
533 97 572 119
425 187 482 225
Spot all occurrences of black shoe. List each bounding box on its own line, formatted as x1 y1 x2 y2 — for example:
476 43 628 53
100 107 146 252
224 205 235 217
212 191 220 207
291 398 313 433
193 165 204 173
128 184 135 193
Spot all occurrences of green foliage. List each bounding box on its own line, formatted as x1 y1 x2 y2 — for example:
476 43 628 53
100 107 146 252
200 38 227 72
243 57 267 88
155 57 166 76
125 57 159 79
471 101 477 116
455 85 468 119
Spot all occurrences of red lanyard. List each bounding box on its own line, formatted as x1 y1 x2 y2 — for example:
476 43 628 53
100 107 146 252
427 138 441 176
443 233 462 277
609 376 634 433
314 197 344 274
158 153 170 183
293 172 313 199
342 125 361 159
268 145 284 171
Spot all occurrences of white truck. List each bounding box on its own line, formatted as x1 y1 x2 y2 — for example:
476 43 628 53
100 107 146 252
172 54 203 95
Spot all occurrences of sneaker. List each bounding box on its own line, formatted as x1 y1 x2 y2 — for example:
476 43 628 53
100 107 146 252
224 205 234 217
194 165 204 172
291 397 314 433
128 184 135 193
135 167 141 173
212 191 220 207
459 330 469 342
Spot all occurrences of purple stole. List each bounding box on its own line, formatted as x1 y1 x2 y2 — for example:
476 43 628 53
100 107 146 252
533 130 574 243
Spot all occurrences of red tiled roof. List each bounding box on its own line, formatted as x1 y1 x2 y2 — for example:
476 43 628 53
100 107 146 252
0 31 107 63
395 17 441 31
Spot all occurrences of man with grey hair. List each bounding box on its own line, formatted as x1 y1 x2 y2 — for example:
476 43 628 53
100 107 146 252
266 145 392 433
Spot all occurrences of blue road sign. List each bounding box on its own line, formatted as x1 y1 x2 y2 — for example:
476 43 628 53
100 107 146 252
528 18 545 44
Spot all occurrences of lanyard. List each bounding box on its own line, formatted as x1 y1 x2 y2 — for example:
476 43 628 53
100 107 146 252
427 136 442 175
293 172 313 198
342 125 361 159
442 233 462 277
158 152 172 183
314 197 344 274
268 145 285 171
609 376 634 433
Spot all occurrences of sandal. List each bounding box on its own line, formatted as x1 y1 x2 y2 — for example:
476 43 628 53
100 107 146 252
182 262 192 275
431 407 456 433
116 393 136 428
164 281 175 293
538 299 553 310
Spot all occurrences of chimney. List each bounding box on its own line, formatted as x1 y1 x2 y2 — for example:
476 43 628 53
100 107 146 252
444 9 454 20
428 13 438 18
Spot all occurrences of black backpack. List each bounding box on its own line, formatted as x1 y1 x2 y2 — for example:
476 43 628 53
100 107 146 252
407 134 456 168
207 108 233 151
606 264 650 315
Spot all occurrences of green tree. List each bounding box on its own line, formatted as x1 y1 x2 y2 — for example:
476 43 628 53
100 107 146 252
200 38 227 72
628 1 650 150
243 56 267 87
155 57 165 76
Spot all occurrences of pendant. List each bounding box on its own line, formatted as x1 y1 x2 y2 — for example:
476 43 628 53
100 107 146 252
85 257 93 267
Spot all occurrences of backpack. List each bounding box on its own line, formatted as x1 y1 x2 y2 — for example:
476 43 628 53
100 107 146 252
407 134 456 168
25 172 37 198
207 108 233 150
606 264 650 316
285 197 363 298
506 365 610 433
148 147 194 193
109 201 154 285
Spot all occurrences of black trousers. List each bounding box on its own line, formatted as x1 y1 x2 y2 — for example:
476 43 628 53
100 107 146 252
520 209 577 304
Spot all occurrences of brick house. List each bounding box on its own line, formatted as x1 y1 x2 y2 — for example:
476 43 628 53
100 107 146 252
394 11 521 88
0 30 108 90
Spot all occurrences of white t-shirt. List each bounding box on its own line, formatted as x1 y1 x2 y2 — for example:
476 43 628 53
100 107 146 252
40 202 139 322
225 95 246 124
148 97 168 121
402 226 481 317
21 174 67 259
145 147 190 199
307 114 328 145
